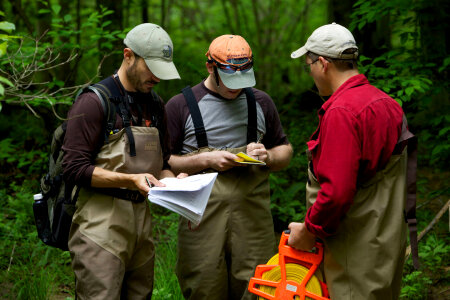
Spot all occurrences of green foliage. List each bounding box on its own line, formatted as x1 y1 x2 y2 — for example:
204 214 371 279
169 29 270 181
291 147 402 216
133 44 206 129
350 0 449 170
0 3 125 114
0 14 17 102
0 181 74 299
401 234 450 299
401 271 432 299
152 211 183 299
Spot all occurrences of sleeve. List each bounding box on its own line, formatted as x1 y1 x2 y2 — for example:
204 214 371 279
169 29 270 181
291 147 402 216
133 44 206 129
305 108 361 238
165 93 188 154
159 100 172 170
255 89 289 149
62 92 104 187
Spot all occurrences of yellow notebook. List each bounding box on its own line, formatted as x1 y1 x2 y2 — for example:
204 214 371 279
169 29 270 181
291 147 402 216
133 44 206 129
234 152 266 165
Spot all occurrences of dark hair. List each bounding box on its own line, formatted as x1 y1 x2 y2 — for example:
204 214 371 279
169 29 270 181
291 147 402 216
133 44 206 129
132 51 141 59
307 49 358 71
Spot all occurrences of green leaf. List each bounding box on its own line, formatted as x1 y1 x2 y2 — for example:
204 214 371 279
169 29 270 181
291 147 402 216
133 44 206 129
0 41 7 56
102 21 112 28
405 86 414 96
63 14 72 22
0 84 4 96
0 21 15 33
0 76 13 87
438 127 450 137
51 4 61 15
38 9 51 14
358 20 366 30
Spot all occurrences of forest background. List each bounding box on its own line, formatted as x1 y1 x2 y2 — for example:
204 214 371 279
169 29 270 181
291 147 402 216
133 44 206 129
0 0 449 299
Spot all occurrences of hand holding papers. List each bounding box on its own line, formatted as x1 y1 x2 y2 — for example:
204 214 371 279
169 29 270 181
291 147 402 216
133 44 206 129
234 152 266 165
148 173 218 226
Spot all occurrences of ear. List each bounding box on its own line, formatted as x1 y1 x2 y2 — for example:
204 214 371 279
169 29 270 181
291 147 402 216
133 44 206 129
124 48 134 63
206 62 215 75
318 56 329 72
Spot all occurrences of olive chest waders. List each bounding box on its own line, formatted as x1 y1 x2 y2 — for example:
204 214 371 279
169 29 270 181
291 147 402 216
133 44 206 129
176 87 277 300
305 117 417 300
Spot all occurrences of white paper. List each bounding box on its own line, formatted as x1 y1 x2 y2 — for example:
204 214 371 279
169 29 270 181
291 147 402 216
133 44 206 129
148 173 218 225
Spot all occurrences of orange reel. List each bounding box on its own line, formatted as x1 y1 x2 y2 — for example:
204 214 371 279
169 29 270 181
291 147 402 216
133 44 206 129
248 231 330 300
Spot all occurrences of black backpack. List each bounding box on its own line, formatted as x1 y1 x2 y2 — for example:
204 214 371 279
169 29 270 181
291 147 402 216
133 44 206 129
35 84 116 251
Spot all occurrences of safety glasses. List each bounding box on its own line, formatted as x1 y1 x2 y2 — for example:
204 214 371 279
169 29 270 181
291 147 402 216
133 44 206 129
208 57 253 74
303 58 319 72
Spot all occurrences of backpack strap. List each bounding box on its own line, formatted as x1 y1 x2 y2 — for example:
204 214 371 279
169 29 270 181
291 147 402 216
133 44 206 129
182 86 208 148
86 85 116 145
244 87 258 144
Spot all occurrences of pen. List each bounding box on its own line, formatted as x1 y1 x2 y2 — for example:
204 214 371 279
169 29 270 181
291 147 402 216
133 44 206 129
256 133 264 144
145 176 153 188
255 133 264 161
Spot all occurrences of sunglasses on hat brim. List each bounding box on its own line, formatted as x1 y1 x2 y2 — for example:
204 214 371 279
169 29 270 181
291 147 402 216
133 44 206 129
208 57 253 74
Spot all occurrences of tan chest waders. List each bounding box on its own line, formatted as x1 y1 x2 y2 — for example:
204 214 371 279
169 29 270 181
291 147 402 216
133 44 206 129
176 85 277 299
69 126 162 299
305 149 408 300
177 146 276 300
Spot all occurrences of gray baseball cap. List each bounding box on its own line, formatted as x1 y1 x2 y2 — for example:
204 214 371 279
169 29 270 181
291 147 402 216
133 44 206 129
124 23 180 80
291 23 358 59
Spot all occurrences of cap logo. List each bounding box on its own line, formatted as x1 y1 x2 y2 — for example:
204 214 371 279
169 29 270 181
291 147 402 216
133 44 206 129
162 45 172 58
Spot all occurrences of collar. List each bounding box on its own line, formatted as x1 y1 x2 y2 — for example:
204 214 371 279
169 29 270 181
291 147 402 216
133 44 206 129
319 74 369 114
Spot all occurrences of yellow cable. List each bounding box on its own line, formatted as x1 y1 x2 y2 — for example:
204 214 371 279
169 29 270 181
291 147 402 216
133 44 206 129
257 254 323 300
266 254 324 281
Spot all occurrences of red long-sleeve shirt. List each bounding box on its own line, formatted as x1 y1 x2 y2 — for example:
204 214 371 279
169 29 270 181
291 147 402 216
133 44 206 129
305 74 404 238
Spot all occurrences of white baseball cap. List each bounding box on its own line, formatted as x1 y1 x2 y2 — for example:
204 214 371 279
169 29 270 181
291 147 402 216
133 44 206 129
291 23 358 59
124 23 180 80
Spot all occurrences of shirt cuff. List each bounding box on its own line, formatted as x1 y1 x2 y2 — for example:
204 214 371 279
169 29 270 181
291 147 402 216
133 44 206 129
305 208 333 239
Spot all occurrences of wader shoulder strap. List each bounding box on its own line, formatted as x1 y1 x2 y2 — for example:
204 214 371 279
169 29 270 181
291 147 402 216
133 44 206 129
397 114 419 269
98 75 137 157
182 86 208 148
244 88 257 144
406 136 419 269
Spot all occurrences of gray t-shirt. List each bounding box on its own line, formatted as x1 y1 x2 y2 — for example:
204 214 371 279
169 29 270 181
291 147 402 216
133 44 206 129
166 80 289 154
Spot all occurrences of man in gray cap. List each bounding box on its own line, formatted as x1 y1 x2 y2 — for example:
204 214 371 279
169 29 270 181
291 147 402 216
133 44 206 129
166 34 293 299
62 23 181 299
288 23 417 299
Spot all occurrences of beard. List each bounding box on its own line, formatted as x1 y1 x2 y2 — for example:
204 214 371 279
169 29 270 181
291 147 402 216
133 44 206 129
126 59 158 93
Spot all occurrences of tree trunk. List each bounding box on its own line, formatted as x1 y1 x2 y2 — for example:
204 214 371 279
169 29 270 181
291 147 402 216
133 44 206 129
97 0 124 78
36 1 51 37
57 0 74 86
141 0 148 23
13 0 33 34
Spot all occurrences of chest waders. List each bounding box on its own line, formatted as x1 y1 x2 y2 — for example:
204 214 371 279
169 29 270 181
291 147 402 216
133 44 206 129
68 76 163 300
176 87 276 300
306 117 416 300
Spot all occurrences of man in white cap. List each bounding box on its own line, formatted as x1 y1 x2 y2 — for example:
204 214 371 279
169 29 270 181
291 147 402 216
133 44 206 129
62 23 181 299
288 23 417 299
165 34 293 299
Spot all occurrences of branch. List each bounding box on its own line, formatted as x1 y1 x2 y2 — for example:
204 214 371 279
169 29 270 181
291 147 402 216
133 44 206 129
405 199 450 258
1 33 107 118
